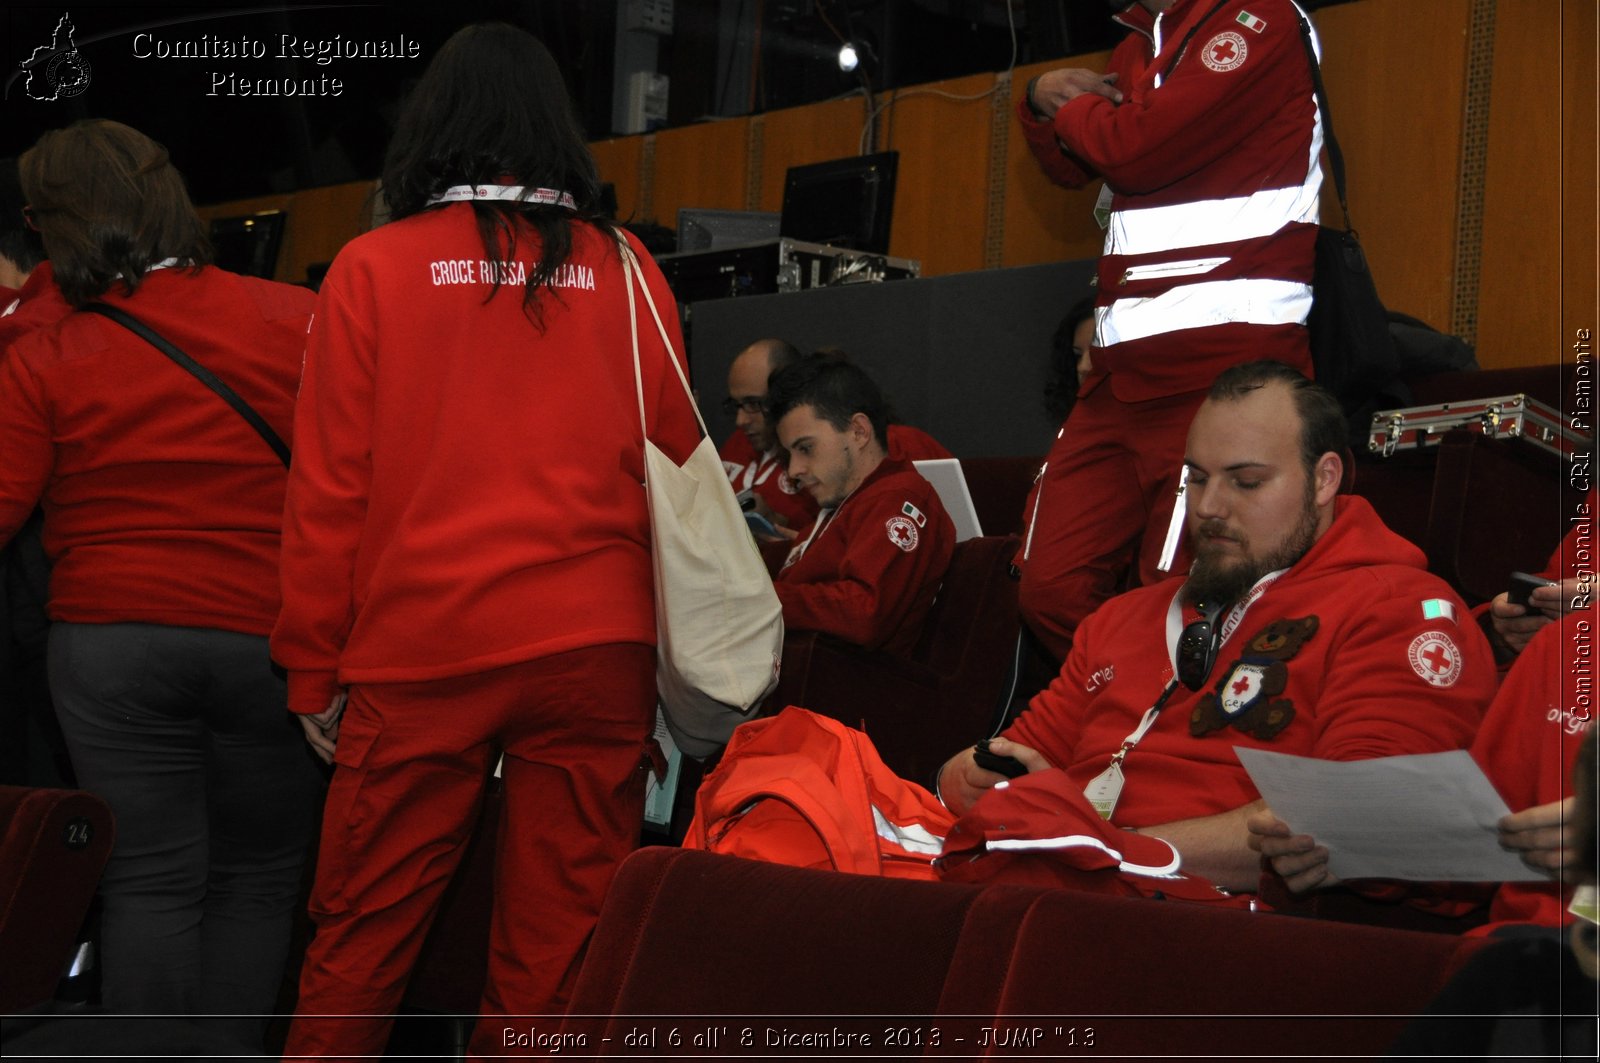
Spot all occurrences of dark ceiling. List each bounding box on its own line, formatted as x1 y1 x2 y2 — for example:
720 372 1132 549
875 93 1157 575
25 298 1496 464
2 1 1358 206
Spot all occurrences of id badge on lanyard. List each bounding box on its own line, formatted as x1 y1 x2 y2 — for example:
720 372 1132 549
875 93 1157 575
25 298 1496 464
1082 571 1283 819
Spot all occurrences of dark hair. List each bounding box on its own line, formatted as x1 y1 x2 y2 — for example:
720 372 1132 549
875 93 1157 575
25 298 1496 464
381 23 605 324
1044 295 1095 423
0 158 45 273
767 355 889 445
1208 360 1346 475
806 346 909 425
18 121 210 305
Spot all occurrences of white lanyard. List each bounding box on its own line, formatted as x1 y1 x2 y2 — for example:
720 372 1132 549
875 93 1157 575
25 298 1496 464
117 258 185 286
1151 12 1167 88
1161 570 1285 675
1085 569 1286 820
426 184 576 209
738 452 782 492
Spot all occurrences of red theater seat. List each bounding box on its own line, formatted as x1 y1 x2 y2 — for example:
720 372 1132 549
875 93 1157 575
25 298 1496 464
766 534 1022 782
561 848 1489 1060
0 786 114 1012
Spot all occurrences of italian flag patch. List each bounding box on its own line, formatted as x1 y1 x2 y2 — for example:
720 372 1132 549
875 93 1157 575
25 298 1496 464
1236 10 1267 33
1421 598 1457 624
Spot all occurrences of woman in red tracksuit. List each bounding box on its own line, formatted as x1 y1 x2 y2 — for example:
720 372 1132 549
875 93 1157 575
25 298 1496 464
272 24 699 1059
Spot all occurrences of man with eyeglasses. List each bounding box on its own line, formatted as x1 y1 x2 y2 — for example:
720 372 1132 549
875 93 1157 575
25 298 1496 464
718 338 814 539
938 361 1495 893
719 339 955 541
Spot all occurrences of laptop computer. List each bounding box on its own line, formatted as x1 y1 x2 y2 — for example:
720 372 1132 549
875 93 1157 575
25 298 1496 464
913 458 983 543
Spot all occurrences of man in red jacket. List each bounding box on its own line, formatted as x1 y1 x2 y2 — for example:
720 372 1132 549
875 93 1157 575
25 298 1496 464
720 338 955 540
1015 0 1322 662
1253 534 1595 931
769 357 956 657
719 338 815 535
941 363 1493 893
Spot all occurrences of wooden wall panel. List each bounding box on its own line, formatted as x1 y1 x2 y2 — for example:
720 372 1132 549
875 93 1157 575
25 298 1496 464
190 0 1577 375
999 55 1113 272
1478 0 1562 368
754 95 868 212
590 136 646 224
875 71 998 277
279 181 376 283
1313 0 1468 334
196 180 373 286
648 119 751 228
1560 0 1598 369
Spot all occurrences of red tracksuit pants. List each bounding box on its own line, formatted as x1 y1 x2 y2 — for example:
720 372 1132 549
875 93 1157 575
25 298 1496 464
1016 382 1202 663
284 643 656 1061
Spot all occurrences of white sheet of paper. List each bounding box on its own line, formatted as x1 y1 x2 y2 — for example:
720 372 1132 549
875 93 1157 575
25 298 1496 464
1236 747 1549 882
643 707 683 831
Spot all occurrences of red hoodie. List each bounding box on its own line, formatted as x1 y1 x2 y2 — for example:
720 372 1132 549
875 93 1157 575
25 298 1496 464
1008 496 1494 829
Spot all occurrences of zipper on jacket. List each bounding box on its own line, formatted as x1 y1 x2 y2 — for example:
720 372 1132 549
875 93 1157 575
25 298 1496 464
1118 256 1229 285
1021 459 1048 561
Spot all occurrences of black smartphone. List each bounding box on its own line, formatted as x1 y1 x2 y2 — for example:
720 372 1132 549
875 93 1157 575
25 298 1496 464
1506 571 1554 608
973 738 1027 779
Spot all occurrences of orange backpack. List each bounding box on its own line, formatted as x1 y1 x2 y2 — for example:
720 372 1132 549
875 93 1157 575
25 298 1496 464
682 707 953 880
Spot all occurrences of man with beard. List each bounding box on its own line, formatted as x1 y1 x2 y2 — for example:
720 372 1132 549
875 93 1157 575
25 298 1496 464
937 361 1495 892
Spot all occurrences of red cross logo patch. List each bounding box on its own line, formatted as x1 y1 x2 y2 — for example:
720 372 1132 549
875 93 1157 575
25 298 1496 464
1201 31 1249 72
1219 663 1267 716
1407 631 1463 688
885 515 920 552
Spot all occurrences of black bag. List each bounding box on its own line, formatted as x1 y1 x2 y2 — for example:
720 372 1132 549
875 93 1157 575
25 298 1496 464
1309 227 1395 415
1295 15 1399 429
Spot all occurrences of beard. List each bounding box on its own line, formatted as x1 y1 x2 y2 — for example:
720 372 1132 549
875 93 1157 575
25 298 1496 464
1183 483 1320 609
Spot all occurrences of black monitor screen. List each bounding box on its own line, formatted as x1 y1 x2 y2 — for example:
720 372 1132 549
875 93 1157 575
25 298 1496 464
209 212 286 281
676 208 781 253
780 151 898 254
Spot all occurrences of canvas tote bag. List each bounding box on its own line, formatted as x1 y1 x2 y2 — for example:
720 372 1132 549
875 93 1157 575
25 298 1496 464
618 236 783 758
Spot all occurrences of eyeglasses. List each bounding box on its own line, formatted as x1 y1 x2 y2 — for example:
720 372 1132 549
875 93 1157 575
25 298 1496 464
1176 614 1223 692
720 396 767 416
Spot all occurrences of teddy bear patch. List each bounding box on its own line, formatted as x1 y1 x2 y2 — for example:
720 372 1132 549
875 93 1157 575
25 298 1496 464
1189 615 1320 741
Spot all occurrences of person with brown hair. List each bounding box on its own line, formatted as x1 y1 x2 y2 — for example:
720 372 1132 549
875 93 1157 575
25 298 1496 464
940 363 1492 892
0 120 323 1044
271 23 700 1059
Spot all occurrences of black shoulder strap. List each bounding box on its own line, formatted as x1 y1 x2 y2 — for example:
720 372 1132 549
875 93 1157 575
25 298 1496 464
80 302 291 468
1295 9 1353 232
